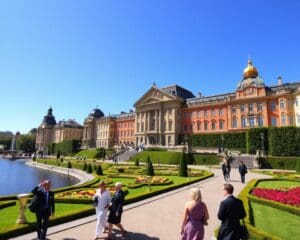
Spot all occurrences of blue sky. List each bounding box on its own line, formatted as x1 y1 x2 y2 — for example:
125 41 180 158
1 1 300 133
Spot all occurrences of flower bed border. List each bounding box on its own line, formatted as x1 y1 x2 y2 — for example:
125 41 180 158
238 178 300 240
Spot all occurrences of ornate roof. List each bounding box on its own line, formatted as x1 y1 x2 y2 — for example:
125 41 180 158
40 107 56 127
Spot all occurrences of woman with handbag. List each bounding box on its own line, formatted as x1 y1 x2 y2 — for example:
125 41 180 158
181 188 209 240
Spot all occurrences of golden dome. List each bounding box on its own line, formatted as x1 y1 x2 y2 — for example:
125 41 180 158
243 58 258 79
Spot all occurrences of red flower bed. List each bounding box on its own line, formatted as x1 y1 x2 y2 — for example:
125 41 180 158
251 187 300 207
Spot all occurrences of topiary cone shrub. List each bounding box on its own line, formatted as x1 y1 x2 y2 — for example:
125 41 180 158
67 161 72 169
179 152 188 177
83 161 87 171
96 165 103 175
87 163 93 173
135 158 140 166
146 156 155 176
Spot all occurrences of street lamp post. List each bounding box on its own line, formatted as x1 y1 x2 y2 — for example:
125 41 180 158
221 134 225 153
260 132 264 157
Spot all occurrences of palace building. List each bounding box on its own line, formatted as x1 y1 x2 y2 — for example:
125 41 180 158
37 59 300 151
36 108 83 153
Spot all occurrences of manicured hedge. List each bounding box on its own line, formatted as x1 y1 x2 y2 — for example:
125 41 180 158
261 156 299 170
48 140 81 155
269 127 300 156
0 201 16 210
130 151 220 165
185 132 246 148
246 128 268 154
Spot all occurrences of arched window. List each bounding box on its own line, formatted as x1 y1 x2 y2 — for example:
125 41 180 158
241 117 246 128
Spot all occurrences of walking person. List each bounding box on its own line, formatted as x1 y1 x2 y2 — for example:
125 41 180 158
226 160 231 180
181 188 209 240
31 180 55 240
238 161 248 183
107 182 127 239
221 160 228 181
93 181 111 240
217 183 246 240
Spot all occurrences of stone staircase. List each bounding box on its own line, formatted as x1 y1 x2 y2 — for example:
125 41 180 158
115 148 138 162
229 155 255 169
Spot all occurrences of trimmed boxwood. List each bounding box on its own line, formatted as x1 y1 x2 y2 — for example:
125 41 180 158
261 156 299 170
0 200 16 210
184 132 246 148
246 127 268 154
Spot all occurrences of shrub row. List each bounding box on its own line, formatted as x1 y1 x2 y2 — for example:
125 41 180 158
0 200 16 210
48 140 81 155
186 126 300 156
261 156 300 170
183 132 246 148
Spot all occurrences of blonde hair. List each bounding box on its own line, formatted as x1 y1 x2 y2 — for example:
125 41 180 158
190 188 202 202
115 182 122 187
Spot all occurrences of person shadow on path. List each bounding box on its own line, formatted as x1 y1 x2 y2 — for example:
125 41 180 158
108 230 160 240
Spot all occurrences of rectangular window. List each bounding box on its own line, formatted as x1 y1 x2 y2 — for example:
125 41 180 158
249 117 255 127
258 117 264 126
219 121 224 129
204 110 208 118
241 105 245 112
249 104 254 112
257 103 263 111
211 122 216 130
270 101 276 111
192 112 196 118
271 117 277 126
281 115 286 125
241 118 246 128
211 110 216 117
280 100 285 109
232 119 237 128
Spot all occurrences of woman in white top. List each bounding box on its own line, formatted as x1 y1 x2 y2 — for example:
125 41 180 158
93 181 111 240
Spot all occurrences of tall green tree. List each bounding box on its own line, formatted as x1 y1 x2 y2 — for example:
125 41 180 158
179 152 188 177
16 134 36 153
96 165 104 175
146 155 155 176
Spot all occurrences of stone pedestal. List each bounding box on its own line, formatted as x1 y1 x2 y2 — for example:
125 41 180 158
16 193 30 224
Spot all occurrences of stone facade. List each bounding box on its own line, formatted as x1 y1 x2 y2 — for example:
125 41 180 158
38 59 300 150
36 108 83 154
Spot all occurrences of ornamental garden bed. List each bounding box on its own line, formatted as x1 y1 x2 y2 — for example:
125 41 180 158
0 159 213 239
237 178 300 240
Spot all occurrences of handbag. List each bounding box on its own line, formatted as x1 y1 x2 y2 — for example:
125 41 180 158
28 196 39 213
239 219 249 240
93 196 98 207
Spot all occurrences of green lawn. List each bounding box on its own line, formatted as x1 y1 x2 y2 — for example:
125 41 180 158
256 180 300 188
1 160 212 238
0 203 92 233
251 201 300 240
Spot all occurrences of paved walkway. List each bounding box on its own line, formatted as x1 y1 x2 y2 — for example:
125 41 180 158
13 167 270 240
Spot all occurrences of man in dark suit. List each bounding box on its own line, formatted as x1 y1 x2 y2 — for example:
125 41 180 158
32 180 55 240
238 161 248 183
107 182 126 240
217 183 246 240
